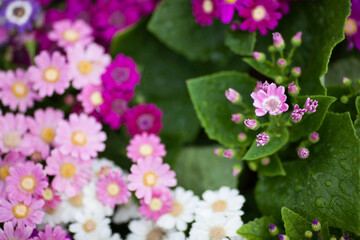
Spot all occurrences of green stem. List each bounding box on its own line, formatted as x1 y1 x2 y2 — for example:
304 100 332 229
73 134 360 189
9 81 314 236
287 46 297 63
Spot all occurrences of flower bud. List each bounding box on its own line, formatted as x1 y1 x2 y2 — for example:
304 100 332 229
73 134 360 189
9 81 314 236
277 58 287 68
225 88 241 103
305 231 313 238
252 51 266 62
269 224 279 236
248 161 258 171
223 149 234 158
298 147 309 159
291 31 302 47
309 132 319 143
273 32 285 51
232 164 242 176
291 67 301 77
342 77 352 87
231 113 244 123
275 76 284 84
278 234 290 240
214 148 223 156
288 82 299 96
330 237 337 240
268 45 276 53
237 132 247 142
312 219 321 232
244 119 259 130
261 157 270 165
341 95 349 104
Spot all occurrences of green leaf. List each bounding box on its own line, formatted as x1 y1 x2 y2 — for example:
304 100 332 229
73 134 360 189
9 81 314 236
243 58 282 80
173 146 237 195
320 222 331 240
325 56 360 87
243 127 289 161
187 71 257 147
354 96 360 138
255 112 360 234
281 207 311 239
148 0 230 62
258 155 286 177
290 96 336 142
237 216 274 240
225 30 256 56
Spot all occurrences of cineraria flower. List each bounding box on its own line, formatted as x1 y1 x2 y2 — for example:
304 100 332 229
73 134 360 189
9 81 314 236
6 161 48 202
219 0 242 24
42 202 67 227
127 219 170 240
41 186 62 210
96 170 131 209
0 152 25 199
291 104 306 122
139 188 173 222
126 133 166 162
157 187 200 231
0 198 44 228
256 132 270 146
45 149 92 197
125 103 163 136
239 0 282 35
77 84 104 114
102 54 140 91
251 83 288 116
66 43 111 89
192 0 220 26
128 156 177 204
0 69 39 112
82 181 114 218
0 221 33 240
28 51 72 97
36 224 67 240
345 0 360 50
48 19 93 49
304 97 318 113
0 0 41 33
55 113 107 160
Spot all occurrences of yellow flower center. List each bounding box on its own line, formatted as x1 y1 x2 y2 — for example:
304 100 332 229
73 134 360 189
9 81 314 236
12 203 29 219
252 5 267 21
202 0 214 13
60 163 76 179
209 226 226 240
143 172 157 187
77 61 93 75
62 29 80 42
225 0 237 3
90 91 104 106
169 201 183 217
107 182 121 197
20 175 37 192
71 131 87 146
139 144 154 157
3 132 20 149
212 200 228 212
146 228 165 240
41 127 56 144
43 67 60 83
11 82 28 98
42 188 54 201
0 165 10 181
69 194 84 207
345 18 358 36
83 219 96 232
149 198 163 211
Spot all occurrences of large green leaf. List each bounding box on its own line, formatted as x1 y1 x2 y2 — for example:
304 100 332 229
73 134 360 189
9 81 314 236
237 216 275 240
354 96 360 138
225 30 256 56
173 146 237 195
187 71 257 147
282 207 311 239
243 58 282 80
255 112 360 233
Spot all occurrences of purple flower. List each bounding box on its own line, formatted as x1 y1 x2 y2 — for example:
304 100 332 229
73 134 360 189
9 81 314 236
255 81 269 92
312 218 321 231
244 119 258 130
278 234 289 240
192 0 220 26
304 97 318 113
298 147 309 159
219 0 243 24
268 223 279 235
291 104 306 122
256 132 270 146
345 0 360 50
225 88 241 103
223 149 234 158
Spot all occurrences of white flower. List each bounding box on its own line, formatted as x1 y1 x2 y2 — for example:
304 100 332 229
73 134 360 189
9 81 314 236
83 180 114 216
126 219 171 240
157 187 199 231
5 0 33 26
165 232 187 240
92 157 122 179
42 202 68 226
113 197 141 224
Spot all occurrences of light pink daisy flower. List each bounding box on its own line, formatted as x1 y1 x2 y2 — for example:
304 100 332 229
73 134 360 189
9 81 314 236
128 156 177 204
96 170 131 209
6 161 48 202
250 83 288 116
55 113 107 160
48 19 93 49
39 186 62 210
28 51 72 97
77 84 104 114
0 221 33 240
138 188 173 222
0 198 44 229
126 133 166 162
45 149 92 197
0 69 39 112
23 135 51 161
66 43 111 89
35 224 67 240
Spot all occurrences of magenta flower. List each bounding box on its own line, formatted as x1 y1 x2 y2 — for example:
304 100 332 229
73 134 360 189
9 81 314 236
77 85 104 114
40 187 62 210
128 156 177 204
219 0 243 24
192 0 220 26
138 188 173 222
125 104 163 137
36 225 67 240
298 147 309 159
256 132 270 146
291 104 306 122
239 0 282 35
251 83 288 116
127 133 166 162
345 0 360 50
0 221 33 240
304 97 318 113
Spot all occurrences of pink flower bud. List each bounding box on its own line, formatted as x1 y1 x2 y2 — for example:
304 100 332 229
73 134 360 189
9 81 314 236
231 113 243 123
288 82 299 96
298 147 309 159
225 88 241 103
244 119 258 130
291 31 302 46
292 67 301 77
256 132 270 146
223 149 234 158
309 132 319 143
272 32 285 50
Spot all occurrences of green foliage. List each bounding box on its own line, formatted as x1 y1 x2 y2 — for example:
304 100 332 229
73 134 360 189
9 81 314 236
225 30 256 56
326 56 360 87
243 58 282 80
354 96 360 138
237 216 275 240
257 155 286 177
281 207 311 239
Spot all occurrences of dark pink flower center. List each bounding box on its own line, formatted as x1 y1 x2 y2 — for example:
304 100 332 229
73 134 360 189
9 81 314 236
111 99 127 115
111 67 130 83
137 114 154 131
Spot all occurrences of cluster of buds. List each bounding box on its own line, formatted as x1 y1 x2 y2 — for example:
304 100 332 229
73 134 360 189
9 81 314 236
291 97 318 123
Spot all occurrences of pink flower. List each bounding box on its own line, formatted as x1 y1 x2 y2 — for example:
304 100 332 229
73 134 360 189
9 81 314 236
6 161 48 202
48 19 93 49
55 113 107 160
291 104 306 122
0 198 44 229
252 51 265 62
256 132 270 146
138 188 173 222
0 221 33 240
28 51 71 97
288 82 299 95
298 147 309 159
126 133 166 162
36 224 67 240
40 186 62 210
272 32 284 48
345 0 360 50
223 149 234 158
251 83 288 116
77 85 104 114
96 170 131 209
239 0 282 35
304 97 318 113
66 43 111 89
125 104 163 137
0 69 39 112
219 0 243 24
192 0 220 26
45 149 92 197
231 113 243 123
128 156 177 204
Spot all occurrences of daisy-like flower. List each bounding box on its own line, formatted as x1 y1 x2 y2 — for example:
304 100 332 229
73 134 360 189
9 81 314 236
45 149 92 197
0 69 39 112
251 83 288 116
112 197 141 224
82 181 114 217
35 224 67 240
192 0 220 26
128 156 177 204
239 0 282 35
0 221 33 240
0 198 44 228
48 19 93 49
96 170 131 209
0 0 41 33
28 51 72 97
127 133 166 162
77 84 104 114
127 219 169 240
157 187 200 231
139 188 173 222
66 43 111 89
6 161 48 202
55 113 107 160
40 186 62 210
42 202 68 227
345 0 360 50
219 0 243 24
125 103 163 136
